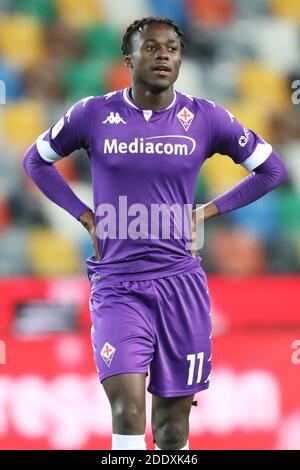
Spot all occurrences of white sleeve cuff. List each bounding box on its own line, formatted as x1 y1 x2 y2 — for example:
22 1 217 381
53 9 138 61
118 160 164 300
36 131 63 163
241 143 272 171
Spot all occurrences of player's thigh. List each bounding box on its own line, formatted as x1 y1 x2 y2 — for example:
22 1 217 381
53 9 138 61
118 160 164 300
103 373 147 412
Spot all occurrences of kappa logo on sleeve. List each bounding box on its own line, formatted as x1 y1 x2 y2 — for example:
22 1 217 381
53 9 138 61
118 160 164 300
177 107 194 132
100 342 116 367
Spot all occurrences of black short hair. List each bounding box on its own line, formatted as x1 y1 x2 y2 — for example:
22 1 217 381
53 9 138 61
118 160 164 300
122 17 185 56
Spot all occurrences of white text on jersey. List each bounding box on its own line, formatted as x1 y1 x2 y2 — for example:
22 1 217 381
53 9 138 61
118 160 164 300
103 136 196 156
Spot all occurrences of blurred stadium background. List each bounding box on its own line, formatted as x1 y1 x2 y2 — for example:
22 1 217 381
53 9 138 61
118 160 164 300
0 0 300 450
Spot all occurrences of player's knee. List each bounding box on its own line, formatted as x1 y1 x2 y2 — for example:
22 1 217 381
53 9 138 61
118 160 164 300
112 401 145 434
154 422 187 450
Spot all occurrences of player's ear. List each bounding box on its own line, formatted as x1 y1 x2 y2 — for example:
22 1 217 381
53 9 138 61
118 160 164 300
125 55 133 69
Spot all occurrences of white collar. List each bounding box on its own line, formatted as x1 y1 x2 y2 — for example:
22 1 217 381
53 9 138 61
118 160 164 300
122 88 177 111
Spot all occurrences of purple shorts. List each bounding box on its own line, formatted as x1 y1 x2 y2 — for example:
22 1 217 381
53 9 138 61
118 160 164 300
89 267 212 397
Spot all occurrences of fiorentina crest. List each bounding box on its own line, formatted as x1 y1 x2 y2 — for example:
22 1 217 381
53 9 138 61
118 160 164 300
100 342 116 367
177 107 195 132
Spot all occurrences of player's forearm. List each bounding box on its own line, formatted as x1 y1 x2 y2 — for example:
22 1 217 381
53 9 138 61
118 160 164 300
23 143 91 220
211 150 288 215
193 201 219 222
203 201 220 221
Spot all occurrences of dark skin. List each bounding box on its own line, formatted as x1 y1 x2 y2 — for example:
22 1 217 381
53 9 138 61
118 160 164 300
79 23 219 449
125 22 182 110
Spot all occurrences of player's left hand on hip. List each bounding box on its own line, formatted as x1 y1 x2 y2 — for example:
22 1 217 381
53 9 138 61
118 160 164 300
79 210 101 261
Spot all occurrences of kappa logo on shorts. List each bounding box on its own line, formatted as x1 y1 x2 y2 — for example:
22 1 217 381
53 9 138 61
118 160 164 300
100 342 116 367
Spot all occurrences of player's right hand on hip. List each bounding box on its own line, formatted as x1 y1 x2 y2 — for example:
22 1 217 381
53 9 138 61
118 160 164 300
79 210 101 261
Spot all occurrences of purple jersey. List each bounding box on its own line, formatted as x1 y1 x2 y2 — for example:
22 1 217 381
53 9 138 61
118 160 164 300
36 88 272 281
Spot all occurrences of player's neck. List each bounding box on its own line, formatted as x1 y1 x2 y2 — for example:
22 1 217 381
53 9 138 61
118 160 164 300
131 84 174 111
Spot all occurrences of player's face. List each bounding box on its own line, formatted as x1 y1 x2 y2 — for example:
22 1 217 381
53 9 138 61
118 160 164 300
126 23 182 91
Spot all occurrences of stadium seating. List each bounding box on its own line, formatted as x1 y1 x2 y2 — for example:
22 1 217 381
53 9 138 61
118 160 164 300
2 101 47 152
104 61 131 92
234 0 270 18
60 58 108 101
28 228 81 275
270 0 300 23
100 0 151 30
187 0 235 27
12 0 58 23
148 0 188 28
0 197 11 230
0 15 45 69
0 62 22 100
0 228 29 275
81 24 121 60
0 0 298 275
175 58 205 98
278 189 300 234
223 100 271 141
206 226 266 275
54 0 104 28
249 18 299 74
230 192 281 242
201 154 249 197
238 62 289 112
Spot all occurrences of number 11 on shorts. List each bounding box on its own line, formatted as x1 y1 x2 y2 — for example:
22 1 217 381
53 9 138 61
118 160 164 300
187 352 204 385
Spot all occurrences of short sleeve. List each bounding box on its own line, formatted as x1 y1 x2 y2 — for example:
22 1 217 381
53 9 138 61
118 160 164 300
205 101 272 170
35 96 94 163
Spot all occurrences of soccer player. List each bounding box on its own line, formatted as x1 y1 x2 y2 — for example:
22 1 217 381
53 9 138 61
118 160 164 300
23 17 288 450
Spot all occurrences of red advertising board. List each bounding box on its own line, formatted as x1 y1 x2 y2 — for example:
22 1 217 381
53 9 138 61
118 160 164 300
0 276 299 450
